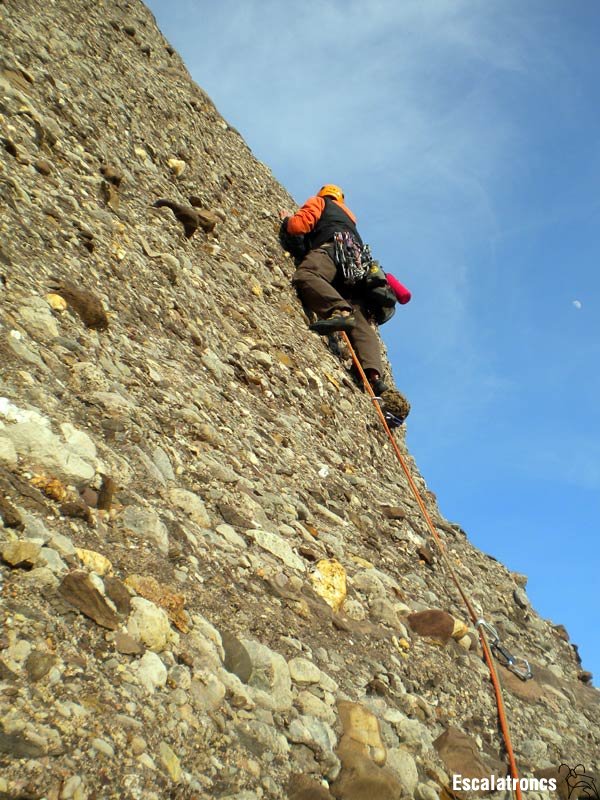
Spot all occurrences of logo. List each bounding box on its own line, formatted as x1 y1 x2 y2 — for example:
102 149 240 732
560 764 599 800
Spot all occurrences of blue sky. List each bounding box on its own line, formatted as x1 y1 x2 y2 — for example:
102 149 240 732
146 1 600 679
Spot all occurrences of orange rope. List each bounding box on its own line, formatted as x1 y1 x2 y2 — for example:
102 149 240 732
341 332 523 800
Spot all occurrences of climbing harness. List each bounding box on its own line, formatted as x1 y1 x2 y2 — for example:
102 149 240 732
475 620 533 681
340 330 528 800
331 237 397 324
333 232 371 285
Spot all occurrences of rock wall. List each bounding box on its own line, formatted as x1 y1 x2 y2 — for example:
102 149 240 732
0 1 598 799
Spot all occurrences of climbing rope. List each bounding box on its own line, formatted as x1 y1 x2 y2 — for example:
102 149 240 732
340 331 525 800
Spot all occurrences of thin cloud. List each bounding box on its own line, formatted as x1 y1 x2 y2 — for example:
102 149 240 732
147 0 599 472
504 433 600 491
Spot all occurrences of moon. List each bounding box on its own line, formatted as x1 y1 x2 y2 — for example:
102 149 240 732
572 300 582 309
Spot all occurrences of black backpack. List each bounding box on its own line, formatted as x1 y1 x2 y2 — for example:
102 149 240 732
279 219 310 264
361 262 397 325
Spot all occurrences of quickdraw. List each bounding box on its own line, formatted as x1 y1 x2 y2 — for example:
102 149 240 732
333 232 372 285
475 619 533 681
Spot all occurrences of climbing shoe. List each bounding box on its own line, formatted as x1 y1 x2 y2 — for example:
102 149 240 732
309 309 356 335
371 378 389 396
378 388 411 424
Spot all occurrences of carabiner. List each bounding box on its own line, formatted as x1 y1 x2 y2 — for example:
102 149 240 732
475 619 533 681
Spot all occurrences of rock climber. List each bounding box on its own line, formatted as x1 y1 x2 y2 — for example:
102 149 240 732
280 184 411 424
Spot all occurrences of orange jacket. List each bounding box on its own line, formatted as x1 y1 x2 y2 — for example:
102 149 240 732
286 195 358 236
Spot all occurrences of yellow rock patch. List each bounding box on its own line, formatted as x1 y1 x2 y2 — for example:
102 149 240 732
45 293 68 312
310 559 347 612
125 574 189 633
76 548 113 576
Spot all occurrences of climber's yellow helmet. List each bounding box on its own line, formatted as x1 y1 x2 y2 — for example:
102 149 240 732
317 184 344 202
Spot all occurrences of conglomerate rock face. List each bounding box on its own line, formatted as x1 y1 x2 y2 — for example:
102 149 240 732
0 1 598 799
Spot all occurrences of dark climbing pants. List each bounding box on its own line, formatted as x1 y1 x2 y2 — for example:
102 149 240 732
292 248 383 376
